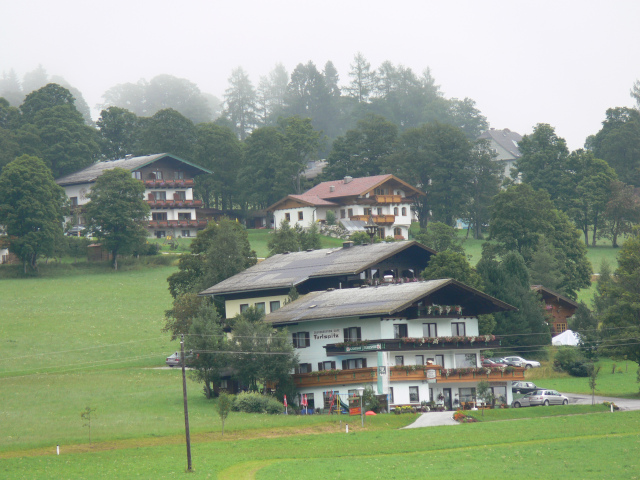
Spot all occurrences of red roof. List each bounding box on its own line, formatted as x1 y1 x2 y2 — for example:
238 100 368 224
289 195 339 206
304 174 422 199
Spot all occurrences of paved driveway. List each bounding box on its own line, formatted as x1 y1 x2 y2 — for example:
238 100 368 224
403 411 458 428
563 393 640 411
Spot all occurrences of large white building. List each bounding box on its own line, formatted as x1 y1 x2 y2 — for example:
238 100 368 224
55 153 211 238
267 174 423 240
264 280 521 411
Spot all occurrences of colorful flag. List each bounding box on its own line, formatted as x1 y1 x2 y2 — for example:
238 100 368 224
283 395 287 407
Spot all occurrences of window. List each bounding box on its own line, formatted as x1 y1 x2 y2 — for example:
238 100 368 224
323 391 338 408
318 361 336 371
393 207 398 215
451 322 466 336
342 358 367 369
423 323 437 337
285 213 291 222
378 227 385 238
219 379 228 389
393 227 402 237
415 355 424 365
409 386 419 403
556 323 567 333
255 302 266 313
181 230 191 237
435 355 444 367
292 332 310 348
155 231 166 238
152 212 167 221
174 191 186 201
174 171 184 180
270 301 281 312
401 207 407 216
296 363 312 374
395 355 404 366
178 212 191 220
393 324 408 339
455 353 477 368
304 393 315 409
348 208 353 217
132 171 141 180
153 191 166 201
239 304 249 313
69 197 78 206
340 209 346 219
364 208 372 216
389 387 394 404
298 211 304 221
459 387 476 403
154 170 163 180
343 327 361 342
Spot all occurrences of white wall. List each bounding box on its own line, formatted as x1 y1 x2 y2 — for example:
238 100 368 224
273 206 316 229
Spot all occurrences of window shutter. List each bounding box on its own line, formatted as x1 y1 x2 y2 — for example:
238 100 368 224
305 333 310 347
342 360 347 370
331 361 336 370
362 358 367 368
318 362 323 371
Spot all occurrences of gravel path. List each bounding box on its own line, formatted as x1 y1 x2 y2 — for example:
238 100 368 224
402 411 459 428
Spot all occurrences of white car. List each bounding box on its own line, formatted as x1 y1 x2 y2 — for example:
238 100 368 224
503 356 540 369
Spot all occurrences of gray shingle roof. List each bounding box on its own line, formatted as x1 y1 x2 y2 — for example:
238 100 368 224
55 153 211 186
199 241 436 296
479 128 522 159
264 279 516 325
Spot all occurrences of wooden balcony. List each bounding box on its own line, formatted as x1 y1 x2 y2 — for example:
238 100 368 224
144 179 194 188
147 219 208 228
350 214 396 225
146 199 203 209
374 194 402 204
292 365 525 388
325 336 502 356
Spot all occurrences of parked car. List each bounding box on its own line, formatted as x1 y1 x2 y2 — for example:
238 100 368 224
503 356 541 369
490 357 522 367
512 389 568 408
512 381 540 394
166 351 196 367
482 358 508 368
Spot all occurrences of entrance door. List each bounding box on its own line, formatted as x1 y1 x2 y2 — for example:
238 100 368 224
443 388 452 410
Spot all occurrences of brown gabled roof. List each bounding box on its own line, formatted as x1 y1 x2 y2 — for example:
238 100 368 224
199 240 436 297
55 153 211 186
302 174 424 200
530 285 579 308
268 194 339 211
264 279 517 325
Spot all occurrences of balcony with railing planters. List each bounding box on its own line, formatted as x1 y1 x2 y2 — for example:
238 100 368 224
292 364 525 388
324 335 501 356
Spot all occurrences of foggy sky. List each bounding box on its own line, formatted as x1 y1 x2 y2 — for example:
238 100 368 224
2 0 639 150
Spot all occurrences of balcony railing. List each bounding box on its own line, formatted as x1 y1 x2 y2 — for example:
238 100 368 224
148 219 208 228
374 194 402 204
147 199 203 208
144 179 194 188
350 214 396 225
325 336 501 355
292 365 525 388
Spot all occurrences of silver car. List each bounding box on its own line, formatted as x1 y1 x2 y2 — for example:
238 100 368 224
512 389 568 408
503 356 541 369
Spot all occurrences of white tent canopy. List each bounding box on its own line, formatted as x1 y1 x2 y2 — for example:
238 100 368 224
552 329 580 346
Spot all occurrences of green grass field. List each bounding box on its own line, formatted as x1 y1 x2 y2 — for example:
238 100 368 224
0 231 635 478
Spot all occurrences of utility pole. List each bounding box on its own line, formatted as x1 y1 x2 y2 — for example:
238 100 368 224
181 334 192 471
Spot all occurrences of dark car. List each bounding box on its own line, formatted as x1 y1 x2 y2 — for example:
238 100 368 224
482 358 508 368
512 381 539 394
490 357 522 367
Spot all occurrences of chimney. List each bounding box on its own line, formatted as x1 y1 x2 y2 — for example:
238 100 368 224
329 185 335 192
344 176 353 184
342 241 354 249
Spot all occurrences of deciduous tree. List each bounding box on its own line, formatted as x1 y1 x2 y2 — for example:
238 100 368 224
84 168 150 270
0 154 65 272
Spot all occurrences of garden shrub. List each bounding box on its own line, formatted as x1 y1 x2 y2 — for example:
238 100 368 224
232 392 284 414
553 346 592 376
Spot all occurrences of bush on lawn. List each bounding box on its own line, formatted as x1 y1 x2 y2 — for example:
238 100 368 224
232 392 284 414
553 346 593 377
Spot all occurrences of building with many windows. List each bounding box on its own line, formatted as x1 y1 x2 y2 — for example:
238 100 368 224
55 153 211 238
264 280 521 410
267 174 423 240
